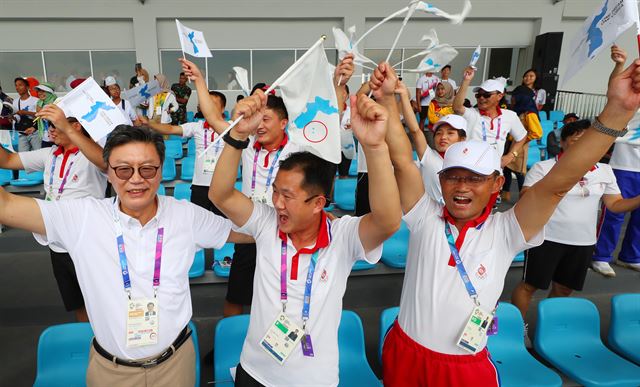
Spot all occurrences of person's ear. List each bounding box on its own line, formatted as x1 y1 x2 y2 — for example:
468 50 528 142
492 175 505 194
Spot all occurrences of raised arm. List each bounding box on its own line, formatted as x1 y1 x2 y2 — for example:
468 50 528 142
138 115 184 136
350 94 401 252
395 80 427 158
453 66 475 115
334 54 354 115
36 105 107 172
369 62 424 213
209 91 267 226
0 186 45 235
515 60 640 241
179 58 229 133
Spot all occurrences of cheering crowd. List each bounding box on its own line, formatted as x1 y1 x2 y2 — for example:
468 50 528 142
0 40 639 386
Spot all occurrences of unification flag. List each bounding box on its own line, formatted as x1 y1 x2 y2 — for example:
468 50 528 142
278 41 342 163
562 0 639 86
122 80 162 107
233 67 250 96
416 0 472 24
404 45 458 73
469 45 482 68
332 27 376 67
59 77 128 141
0 131 14 152
175 19 213 58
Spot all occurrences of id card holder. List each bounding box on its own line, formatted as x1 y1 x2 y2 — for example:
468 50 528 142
456 306 493 354
260 312 303 365
487 316 498 336
202 152 217 174
126 298 159 348
252 193 268 204
155 106 162 116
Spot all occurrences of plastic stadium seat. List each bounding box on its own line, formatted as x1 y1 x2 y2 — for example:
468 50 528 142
162 157 177 182
381 222 409 269
527 145 542 170
538 120 554 147
10 170 44 186
213 243 235 278
181 157 195 181
188 321 201 386
189 249 205 278
351 259 376 271
348 158 358 177
33 322 93 387
512 251 524 264
535 298 640 387
237 165 242 180
187 138 196 156
334 178 356 211
158 184 166 196
174 183 192 201
187 111 195 122
338 311 381 386
378 307 399 362
214 314 249 387
0 169 12 186
165 139 184 159
538 111 548 121
234 181 242 191
487 303 562 387
549 110 564 123
608 294 640 365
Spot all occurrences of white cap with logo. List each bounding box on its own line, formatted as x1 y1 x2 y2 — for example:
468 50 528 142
472 79 505 93
104 76 117 87
432 114 468 134
439 141 500 176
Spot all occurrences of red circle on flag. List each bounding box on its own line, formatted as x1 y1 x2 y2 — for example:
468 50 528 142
303 121 328 143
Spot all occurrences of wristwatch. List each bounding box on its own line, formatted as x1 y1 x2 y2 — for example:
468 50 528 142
592 117 628 137
223 131 250 149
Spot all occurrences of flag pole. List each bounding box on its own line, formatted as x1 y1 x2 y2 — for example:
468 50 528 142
353 6 410 48
385 2 419 63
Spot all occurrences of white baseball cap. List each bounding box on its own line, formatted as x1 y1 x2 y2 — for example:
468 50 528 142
472 79 505 93
34 84 54 94
440 141 500 176
104 76 117 86
432 114 467 134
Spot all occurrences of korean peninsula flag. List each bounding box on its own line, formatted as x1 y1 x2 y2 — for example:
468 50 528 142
176 19 213 58
562 0 638 86
278 42 341 164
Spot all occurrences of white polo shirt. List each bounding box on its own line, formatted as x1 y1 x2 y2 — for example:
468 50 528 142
610 142 640 172
12 95 38 125
524 158 620 245
397 194 543 355
419 148 445 205
236 203 382 386
34 196 232 360
463 107 527 161
416 74 440 106
115 98 138 125
181 121 226 187
241 135 300 206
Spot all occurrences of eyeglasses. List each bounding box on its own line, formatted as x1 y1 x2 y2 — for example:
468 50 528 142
273 191 323 204
475 92 497 99
440 173 494 185
108 163 161 180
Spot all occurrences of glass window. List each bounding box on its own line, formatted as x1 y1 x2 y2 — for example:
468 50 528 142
43 51 91 92
487 48 513 80
294 49 338 66
160 50 206 87
0 52 45 93
363 49 402 71
91 51 136 89
207 50 250 91
251 50 295 86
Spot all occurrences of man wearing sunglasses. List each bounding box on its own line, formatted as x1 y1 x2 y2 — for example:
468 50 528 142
511 119 640 347
0 122 250 386
369 59 640 385
453 67 528 169
0 104 106 323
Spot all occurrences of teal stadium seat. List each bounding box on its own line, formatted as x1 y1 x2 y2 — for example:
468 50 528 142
608 294 640 365
181 156 195 181
348 158 358 177
378 307 399 362
189 249 205 278
381 222 409 269
334 178 356 211
162 158 177 182
174 183 192 201
549 110 564 123
187 111 195 122
538 120 554 148
214 315 249 387
165 139 184 159
187 138 196 156
527 144 542 170
10 170 44 186
213 243 235 278
0 169 12 186
351 259 376 271
535 298 640 387
157 184 166 196
538 110 548 121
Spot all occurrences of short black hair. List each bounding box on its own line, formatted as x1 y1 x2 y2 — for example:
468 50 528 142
278 151 337 197
14 77 29 88
267 95 288 120
209 90 227 109
236 95 244 102
563 113 579 121
103 125 165 165
179 72 186 77
560 119 591 141
251 82 267 96
442 65 452 71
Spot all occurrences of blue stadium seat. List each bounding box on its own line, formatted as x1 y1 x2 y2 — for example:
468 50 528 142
348 158 358 177
527 144 542 170
165 139 183 159
487 303 562 387
189 249 205 278
187 138 196 156
608 294 640 365
334 178 356 211
512 251 524 264
538 110 548 121
181 157 195 181
157 184 166 196
214 314 249 387
535 298 640 387
538 120 554 148
33 322 93 387
237 165 242 180
0 168 12 186
378 307 399 362
10 170 44 186
188 321 201 386
381 222 409 269
162 157 177 182
233 180 242 192
213 243 235 278
549 110 564 123
351 259 376 271
224 110 231 121
187 111 195 122
338 311 381 386
174 183 192 201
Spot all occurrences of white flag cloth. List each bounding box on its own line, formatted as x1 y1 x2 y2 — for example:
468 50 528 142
233 67 250 96
469 45 482 67
618 109 640 145
404 44 458 73
416 0 472 24
340 106 356 160
58 77 128 141
278 42 342 163
175 19 213 58
332 27 376 67
0 131 14 152
122 80 162 107
562 0 639 86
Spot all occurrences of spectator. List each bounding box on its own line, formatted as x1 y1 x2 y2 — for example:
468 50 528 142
416 71 440 137
146 74 178 124
171 72 192 125
105 77 139 126
427 82 455 131
0 83 14 130
35 82 57 148
547 113 578 159
440 64 457 90
12 77 40 152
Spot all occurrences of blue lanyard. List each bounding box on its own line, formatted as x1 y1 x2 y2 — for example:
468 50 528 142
444 222 479 305
251 146 284 197
481 117 501 143
280 239 319 324
47 151 77 199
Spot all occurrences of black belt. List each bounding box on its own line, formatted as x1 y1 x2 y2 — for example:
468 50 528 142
92 326 191 368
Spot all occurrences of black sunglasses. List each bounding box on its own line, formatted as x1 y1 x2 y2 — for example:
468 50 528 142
109 164 161 180
475 92 498 99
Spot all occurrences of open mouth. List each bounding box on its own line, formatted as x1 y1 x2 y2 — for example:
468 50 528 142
127 188 148 197
453 195 472 206
278 214 289 226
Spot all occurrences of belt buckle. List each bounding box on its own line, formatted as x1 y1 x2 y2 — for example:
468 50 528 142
140 358 159 368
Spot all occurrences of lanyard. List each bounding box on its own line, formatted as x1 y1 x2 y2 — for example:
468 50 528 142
481 117 501 143
113 198 164 300
280 240 320 328
48 152 77 199
203 128 222 157
444 222 479 306
251 146 284 197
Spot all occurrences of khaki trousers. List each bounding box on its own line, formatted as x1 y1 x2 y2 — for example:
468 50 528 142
86 339 196 387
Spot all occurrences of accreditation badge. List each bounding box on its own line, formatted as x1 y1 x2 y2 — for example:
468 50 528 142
456 306 493 354
126 298 159 347
260 312 303 365
203 152 217 174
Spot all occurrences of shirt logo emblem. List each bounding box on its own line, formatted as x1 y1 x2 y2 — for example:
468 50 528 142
72 174 79 182
476 264 487 280
320 269 328 282
463 148 469 155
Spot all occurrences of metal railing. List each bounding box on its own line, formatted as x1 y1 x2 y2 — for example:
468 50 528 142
554 90 607 120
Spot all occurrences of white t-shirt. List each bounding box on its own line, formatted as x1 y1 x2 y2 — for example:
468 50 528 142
147 92 178 124
236 203 382 386
241 135 300 206
397 195 543 355
534 89 547 107
34 196 232 360
419 148 445 205
12 96 38 126
610 143 640 172
524 159 620 245
181 121 225 187
441 78 457 90
463 107 527 160
115 98 138 124
416 75 441 106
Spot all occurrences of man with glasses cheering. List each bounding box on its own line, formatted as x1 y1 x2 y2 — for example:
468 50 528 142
453 67 527 168
0 122 250 386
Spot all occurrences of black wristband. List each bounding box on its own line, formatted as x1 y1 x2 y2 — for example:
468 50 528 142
223 131 250 149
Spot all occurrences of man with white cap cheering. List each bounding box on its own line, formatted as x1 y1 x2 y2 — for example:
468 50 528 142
453 68 527 168
105 76 140 126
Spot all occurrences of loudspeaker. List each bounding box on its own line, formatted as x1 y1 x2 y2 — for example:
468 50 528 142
532 32 563 111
